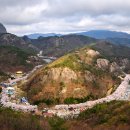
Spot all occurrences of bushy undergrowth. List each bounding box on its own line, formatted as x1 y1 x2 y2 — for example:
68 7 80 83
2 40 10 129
49 117 67 130
0 107 43 130
79 101 130 125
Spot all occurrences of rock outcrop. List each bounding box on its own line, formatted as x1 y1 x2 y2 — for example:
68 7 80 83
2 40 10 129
97 58 109 70
87 49 100 57
0 23 7 33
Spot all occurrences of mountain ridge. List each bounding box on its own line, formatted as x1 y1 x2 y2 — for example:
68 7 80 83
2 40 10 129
21 41 130 106
78 30 130 39
31 34 98 57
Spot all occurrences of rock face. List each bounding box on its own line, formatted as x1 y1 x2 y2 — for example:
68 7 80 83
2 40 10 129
97 58 109 70
0 23 7 33
97 58 130 73
48 67 77 83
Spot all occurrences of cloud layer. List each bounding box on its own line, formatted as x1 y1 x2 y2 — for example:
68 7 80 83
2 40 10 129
1 0 130 35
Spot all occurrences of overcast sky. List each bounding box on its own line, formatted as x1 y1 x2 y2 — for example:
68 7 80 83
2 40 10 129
1 0 130 35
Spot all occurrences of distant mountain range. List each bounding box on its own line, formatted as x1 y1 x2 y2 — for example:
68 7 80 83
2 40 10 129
78 30 130 39
27 33 61 39
26 30 130 39
26 30 130 48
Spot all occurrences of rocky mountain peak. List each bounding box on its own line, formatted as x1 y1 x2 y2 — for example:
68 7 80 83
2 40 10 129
0 23 7 33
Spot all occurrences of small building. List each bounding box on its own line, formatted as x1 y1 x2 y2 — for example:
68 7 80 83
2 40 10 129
16 71 23 78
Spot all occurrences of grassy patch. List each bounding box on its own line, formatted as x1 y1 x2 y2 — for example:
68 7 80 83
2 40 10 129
48 53 81 71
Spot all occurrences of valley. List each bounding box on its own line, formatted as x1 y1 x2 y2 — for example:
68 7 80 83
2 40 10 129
1 23 130 130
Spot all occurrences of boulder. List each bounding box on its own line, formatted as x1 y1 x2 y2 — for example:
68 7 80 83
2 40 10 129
87 49 100 57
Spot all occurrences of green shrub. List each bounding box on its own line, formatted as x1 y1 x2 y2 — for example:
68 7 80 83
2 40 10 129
64 94 95 104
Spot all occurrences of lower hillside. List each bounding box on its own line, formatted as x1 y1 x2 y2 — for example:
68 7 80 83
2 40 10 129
21 42 130 106
1 101 130 130
0 107 49 130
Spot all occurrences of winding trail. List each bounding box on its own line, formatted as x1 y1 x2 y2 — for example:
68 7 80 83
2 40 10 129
1 65 130 118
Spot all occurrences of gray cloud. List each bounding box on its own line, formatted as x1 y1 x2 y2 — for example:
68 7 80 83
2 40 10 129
1 0 130 35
